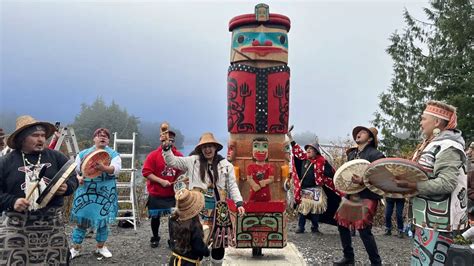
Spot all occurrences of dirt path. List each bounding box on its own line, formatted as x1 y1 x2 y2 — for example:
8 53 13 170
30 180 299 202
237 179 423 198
68 218 412 265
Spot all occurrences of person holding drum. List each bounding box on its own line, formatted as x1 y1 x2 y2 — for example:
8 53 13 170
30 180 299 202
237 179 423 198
287 132 343 234
162 132 245 266
142 129 183 248
70 128 122 259
395 100 468 266
0 115 79 265
334 126 384 266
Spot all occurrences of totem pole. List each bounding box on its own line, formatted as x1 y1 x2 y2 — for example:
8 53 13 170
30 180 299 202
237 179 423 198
227 3 291 256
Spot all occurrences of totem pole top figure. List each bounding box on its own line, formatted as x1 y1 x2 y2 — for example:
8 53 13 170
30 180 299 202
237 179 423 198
229 3 291 64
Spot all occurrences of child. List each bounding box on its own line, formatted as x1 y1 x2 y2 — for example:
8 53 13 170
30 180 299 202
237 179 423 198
169 189 209 265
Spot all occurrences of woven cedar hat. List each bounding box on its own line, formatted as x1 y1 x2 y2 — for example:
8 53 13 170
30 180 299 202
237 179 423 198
194 132 223 153
352 126 379 148
175 189 204 221
7 115 55 149
304 143 321 154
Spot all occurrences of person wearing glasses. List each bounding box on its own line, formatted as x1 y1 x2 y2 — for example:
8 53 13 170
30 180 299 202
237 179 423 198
70 128 122 259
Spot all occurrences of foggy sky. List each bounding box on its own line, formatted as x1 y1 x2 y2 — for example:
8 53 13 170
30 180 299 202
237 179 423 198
0 0 427 141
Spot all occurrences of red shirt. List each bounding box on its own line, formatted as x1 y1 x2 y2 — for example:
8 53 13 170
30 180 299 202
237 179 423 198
142 146 183 197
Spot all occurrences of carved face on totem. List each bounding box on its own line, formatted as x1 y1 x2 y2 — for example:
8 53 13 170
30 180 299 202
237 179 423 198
231 25 288 64
227 140 237 162
255 4 270 21
252 137 269 162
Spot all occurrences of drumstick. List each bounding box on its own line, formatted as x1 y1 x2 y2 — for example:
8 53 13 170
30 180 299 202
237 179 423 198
25 181 40 201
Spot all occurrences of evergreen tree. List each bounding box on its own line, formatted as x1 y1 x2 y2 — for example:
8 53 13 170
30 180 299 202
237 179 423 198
72 97 140 148
374 0 473 156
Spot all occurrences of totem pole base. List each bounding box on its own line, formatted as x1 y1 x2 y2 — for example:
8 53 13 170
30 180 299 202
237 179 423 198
223 243 306 265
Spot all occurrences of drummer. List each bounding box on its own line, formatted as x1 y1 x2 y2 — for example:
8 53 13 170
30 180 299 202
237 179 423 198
395 100 468 265
0 115 79 265
334 126 384 266
70 128 122 259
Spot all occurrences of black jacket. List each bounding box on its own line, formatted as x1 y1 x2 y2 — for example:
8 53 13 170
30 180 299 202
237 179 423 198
169 217 210 262
0 149 78 212
347 145 385 200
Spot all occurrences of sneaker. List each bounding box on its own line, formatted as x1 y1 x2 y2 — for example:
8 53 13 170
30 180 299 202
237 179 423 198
295 228 305 234
311 228 323 235
70 247 80 259
150 236 160 248
384 230 392 236
95 246 112 258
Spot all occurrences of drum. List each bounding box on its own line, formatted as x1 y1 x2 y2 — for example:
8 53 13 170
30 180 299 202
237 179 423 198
81 149 111 178
334 159 369 194
36 160 77 208
364 158 428 198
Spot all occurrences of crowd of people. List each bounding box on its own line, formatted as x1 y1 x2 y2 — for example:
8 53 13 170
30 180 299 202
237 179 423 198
0 99 473 265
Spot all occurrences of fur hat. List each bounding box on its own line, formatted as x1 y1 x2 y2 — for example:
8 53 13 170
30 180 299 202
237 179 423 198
7 115 55 149
175 189 204 221
194 132 223 152
352 126 379 148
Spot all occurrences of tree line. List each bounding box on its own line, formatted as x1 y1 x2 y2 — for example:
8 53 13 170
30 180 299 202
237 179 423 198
0 97 184 154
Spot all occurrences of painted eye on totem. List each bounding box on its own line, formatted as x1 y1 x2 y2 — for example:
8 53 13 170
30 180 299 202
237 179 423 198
253 144 258 148
279 35 286 44
237 35 245 44
263 144 268 149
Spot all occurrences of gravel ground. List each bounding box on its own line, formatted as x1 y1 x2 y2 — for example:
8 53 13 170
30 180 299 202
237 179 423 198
68 217 412 265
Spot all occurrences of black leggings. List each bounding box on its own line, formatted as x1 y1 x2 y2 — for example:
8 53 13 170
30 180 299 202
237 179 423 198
151 216 160 238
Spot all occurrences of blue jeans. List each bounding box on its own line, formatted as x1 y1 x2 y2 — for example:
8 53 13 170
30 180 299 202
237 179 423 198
385 198 405 232
298 213 319 232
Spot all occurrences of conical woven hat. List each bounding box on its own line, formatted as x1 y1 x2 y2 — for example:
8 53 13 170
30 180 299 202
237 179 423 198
7 115 55 149
194 132 223 152
175 189 204 221
352 126 379 148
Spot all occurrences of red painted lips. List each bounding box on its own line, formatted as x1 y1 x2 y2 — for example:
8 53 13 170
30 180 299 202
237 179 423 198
241 47 287 56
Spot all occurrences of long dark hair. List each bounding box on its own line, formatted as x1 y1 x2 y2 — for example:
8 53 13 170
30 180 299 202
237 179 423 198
169 213 203 254
198 149 225 184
